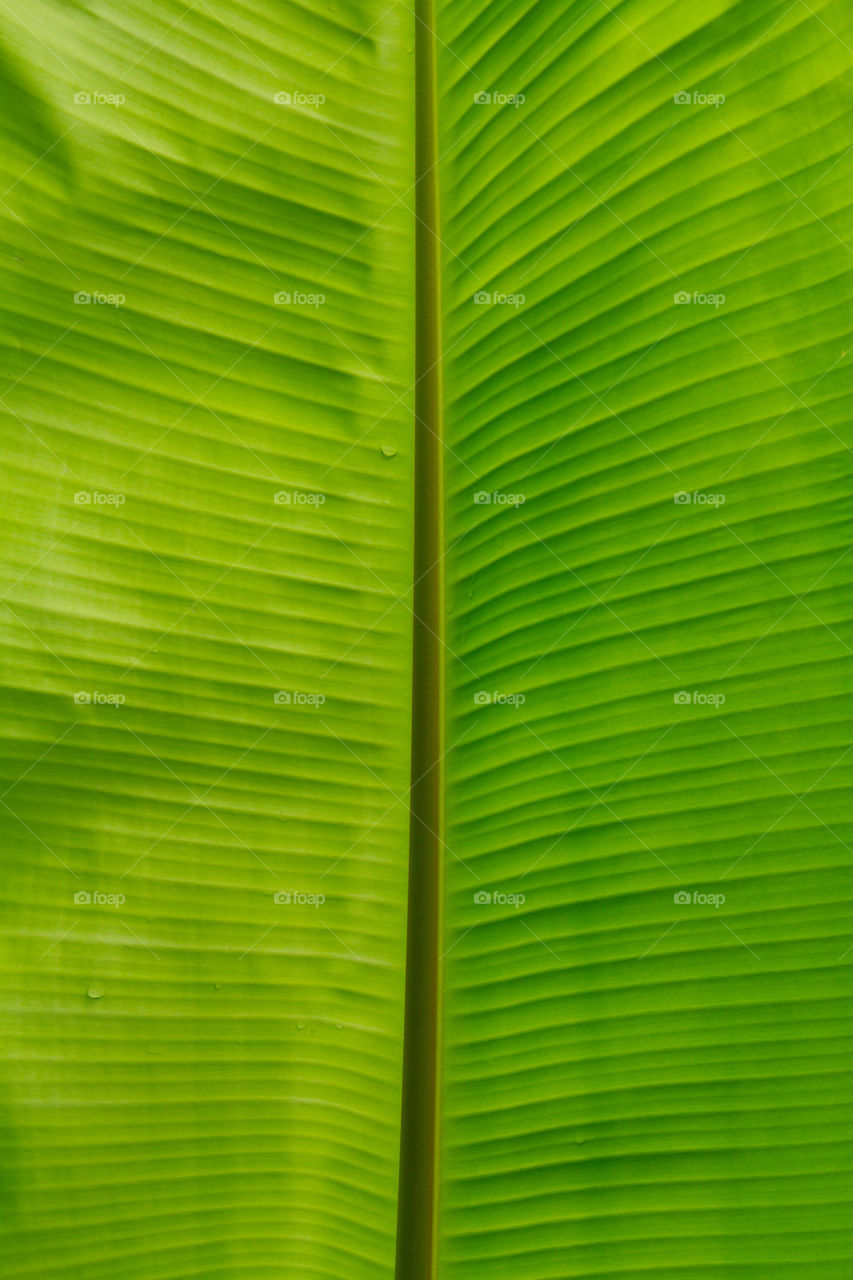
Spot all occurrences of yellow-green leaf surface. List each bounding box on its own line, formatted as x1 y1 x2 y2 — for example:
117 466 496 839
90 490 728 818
0 3 415 1278
438 2 853 1277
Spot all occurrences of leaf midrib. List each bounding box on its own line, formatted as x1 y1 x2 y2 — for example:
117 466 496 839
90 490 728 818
395 1 445 1278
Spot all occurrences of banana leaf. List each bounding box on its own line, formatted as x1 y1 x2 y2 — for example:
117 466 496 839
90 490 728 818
1 2 852 1278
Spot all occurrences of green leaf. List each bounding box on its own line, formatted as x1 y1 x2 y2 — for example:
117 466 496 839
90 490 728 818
2 2 853 1280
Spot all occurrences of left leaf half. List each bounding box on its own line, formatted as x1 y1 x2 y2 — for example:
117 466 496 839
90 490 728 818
0 4 415 1279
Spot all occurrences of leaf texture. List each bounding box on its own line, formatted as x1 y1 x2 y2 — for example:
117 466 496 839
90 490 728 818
2 2 853 1279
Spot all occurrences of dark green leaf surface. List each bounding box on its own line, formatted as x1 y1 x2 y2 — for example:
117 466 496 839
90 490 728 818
437 1 853 1276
